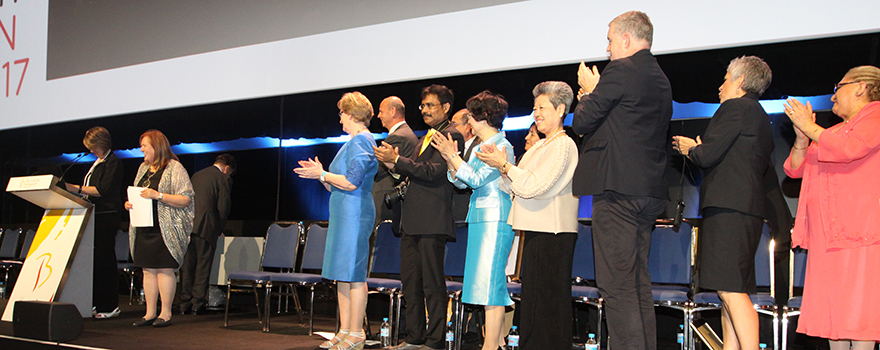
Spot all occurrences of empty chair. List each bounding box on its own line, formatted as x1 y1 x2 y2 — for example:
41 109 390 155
265 221 332 334
224 222 302 331
365 220 403 344
115 230 139 304
17 229 36 260
0 228 23 298
780 249 807 350
571 223 603 347
648 221 694 348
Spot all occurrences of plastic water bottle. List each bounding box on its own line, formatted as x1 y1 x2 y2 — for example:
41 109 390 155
585 333 599 350
507 325 520 350
445 321 454 350
759 343 768 350
677 324 684 350
380 317 391 347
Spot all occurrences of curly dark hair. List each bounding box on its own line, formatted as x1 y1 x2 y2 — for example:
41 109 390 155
465 90 508 130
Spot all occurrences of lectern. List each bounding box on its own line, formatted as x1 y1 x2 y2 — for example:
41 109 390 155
2 175 94 321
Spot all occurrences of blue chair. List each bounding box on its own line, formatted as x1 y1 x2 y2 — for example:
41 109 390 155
690 223 778 350
224 222 303 331
446 222 470 350
571 223 603 347
649 221 694 349
17 229 35 260
780 249 807 350
115 230 139 305
265 221 331 334
365 220 404 344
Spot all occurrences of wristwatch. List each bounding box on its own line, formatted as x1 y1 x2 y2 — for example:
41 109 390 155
320 171 326 182
157 193 164 201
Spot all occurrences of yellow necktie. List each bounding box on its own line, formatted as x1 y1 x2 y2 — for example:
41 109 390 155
419 129 436 156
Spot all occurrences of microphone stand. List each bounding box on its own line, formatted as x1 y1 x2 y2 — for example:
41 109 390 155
56 153 88 189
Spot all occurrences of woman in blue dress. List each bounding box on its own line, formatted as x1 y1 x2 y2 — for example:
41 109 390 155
294 91 378 350
431 90 514 350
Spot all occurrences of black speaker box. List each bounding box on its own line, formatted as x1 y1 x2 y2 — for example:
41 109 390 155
13 301 83 342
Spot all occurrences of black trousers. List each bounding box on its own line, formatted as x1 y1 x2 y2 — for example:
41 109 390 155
179 235 217 310
93 213 120 312
592 191 666 350
519 231 576 350
399 232 447 349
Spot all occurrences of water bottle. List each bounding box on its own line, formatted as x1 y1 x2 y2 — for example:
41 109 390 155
759 343 768 350
380 317 391 347
677 324 684 350
585 333 599 350
445 321 454 350
507 325 520 350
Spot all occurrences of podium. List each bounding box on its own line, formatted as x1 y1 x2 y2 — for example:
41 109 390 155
2 175 94 321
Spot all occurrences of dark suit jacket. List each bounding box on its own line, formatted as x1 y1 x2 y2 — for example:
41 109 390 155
89 151 124 215
190 165 233 246
572 49 672 199
688 93 774 217
373 123 419 227
393 120 465 238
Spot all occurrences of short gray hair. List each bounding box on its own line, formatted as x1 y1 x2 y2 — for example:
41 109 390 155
610 11 653 47
532 81 574 113
728 56 772 95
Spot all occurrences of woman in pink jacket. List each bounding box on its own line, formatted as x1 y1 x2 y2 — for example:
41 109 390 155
783 65 880 350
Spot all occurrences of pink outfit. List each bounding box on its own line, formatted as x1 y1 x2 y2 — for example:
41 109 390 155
784 101 880 341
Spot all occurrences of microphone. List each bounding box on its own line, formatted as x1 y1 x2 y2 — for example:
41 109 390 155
57 153 88 188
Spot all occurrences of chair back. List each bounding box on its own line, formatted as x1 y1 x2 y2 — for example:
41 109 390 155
0 228 21 259
115 230 131 262
792 249 807 288
18 229 36 259
261 222 302 270
300 221 329 271
443 222 469 277
572 223 595 281
370 220 401 275
648 222 693 284
755 223 773 287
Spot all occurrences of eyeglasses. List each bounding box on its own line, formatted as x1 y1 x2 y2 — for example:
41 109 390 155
834 81 860 93
418 102 442 111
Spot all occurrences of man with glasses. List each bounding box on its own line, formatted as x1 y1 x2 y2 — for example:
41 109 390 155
374 84 464 350
450 108 478 222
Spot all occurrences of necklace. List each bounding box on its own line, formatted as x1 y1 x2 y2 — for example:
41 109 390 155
540 129 567 147
143 169 157 188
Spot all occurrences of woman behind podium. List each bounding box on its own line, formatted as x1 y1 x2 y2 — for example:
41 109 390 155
124 129 194 327
64 126 124 319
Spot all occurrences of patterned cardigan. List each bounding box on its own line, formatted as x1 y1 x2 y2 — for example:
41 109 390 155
129 159 194 266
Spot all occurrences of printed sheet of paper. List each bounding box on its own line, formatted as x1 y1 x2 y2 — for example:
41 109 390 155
127 186 153 227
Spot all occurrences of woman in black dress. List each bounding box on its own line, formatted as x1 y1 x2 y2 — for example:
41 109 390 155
64 126 124 319
124 130 194 327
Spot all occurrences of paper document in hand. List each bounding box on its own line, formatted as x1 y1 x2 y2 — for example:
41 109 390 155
127 186 154 227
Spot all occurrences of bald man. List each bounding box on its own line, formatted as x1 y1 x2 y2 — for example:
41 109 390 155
373 96 418 234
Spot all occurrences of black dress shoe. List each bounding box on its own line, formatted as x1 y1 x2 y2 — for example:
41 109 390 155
179 303 192 315
191 306 208 315
152 318 172 327
133 317 157 327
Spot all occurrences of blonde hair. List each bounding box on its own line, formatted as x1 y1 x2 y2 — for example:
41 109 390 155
337 91 374 124
844 65 880 102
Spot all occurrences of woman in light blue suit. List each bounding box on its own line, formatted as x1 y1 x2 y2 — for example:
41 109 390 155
431 90 514 350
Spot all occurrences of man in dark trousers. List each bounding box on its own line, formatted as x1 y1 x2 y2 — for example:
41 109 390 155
571 11 672 350
373 96 418 234
179 153 235 315
374 85 464 350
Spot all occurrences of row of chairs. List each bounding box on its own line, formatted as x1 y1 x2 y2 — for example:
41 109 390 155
0 228 37 298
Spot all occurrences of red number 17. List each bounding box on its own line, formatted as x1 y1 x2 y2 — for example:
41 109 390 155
3 57 29 97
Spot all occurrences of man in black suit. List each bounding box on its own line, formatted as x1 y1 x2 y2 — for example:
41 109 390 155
374 85 464 350
179 154 235 315
572 11 672 350
450 108 478 222
373 96 419 234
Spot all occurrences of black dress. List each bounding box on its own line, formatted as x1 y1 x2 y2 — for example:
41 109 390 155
133 167 179 269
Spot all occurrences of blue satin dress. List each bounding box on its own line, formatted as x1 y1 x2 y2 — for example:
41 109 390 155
449 132 515 306
322 132 378 282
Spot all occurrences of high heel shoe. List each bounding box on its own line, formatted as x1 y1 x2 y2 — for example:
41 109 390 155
319 330 349 349
331 331 365 350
